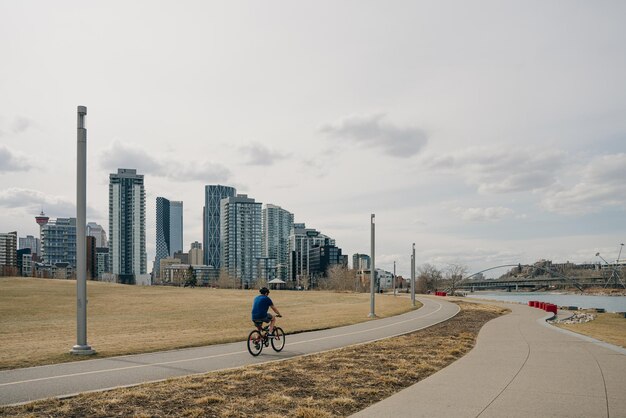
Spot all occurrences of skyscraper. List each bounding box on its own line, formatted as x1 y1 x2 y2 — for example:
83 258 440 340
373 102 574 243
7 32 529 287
41 218 76 267
108 168 146 284
220 194 262 287
0 231 17 275
262 204 294 280
203 185 236 269
288 223 334 287
19 235 40 256
86 222 108 248
154 197 183 278
352 253 371 270
189 241 203 265
169 200 183 256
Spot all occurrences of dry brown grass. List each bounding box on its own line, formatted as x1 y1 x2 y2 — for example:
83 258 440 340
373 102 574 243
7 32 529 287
0 277 414 369
555 312 626 348
0 302 507 418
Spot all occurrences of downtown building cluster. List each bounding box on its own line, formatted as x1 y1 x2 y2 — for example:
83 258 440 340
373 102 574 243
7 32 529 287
155 184 349 289
1 168 351 289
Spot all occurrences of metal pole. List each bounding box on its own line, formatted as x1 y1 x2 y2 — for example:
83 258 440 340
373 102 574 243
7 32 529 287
393 260 396 296
369 214 376 317
71 106 94 355
411 243 416 307
618 243 624 263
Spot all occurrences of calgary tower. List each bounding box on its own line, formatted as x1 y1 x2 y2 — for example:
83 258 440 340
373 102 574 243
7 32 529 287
35 210 49 254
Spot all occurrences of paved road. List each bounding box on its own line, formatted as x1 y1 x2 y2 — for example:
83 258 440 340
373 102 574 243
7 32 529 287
353 300 626 418
0 296 459 406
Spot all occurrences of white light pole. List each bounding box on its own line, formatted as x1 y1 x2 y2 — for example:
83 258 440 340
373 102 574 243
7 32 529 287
393 260 396 296
369 214 376 318
411 243 416 307
71 106 94 355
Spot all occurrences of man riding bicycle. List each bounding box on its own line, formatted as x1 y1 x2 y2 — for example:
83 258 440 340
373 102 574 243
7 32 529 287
251 287 282 335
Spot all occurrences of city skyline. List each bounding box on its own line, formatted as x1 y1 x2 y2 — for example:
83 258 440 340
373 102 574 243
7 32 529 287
1 2 625 278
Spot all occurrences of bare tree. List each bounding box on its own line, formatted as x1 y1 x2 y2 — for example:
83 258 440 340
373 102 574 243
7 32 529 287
299 273 310 291
417 263 443 292
216 268 236 289
444 263 468 294
322 265 357 291
255 276 268 290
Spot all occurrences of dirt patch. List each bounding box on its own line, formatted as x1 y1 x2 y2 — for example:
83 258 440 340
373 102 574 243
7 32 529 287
0 302 506 417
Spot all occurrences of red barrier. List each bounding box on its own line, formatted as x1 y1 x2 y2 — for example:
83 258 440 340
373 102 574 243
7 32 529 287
546 304 557 314
540 302 546 310
528 301 534 307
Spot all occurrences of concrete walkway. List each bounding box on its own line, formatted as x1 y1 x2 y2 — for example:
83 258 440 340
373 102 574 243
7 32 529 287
0 296 459 406
353 300 626 418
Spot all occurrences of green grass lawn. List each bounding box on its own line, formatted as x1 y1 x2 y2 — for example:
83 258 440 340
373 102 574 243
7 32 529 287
0 277 416 369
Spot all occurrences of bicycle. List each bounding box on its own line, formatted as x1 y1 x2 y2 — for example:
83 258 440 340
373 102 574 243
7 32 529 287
247 316 285 356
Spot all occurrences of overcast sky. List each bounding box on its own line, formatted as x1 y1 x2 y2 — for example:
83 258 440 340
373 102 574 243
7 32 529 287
1 1 625 278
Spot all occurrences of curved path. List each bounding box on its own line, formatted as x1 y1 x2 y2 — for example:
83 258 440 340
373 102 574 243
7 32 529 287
0 296 459 406
353 300 626 418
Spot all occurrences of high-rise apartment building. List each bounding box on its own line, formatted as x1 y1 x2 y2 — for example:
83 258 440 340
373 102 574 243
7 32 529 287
154 197 183 278
203 185 236 269
288 223 334 287
169 200 183 255
96 247 109 279
220 194 262 287
352 253 371 270
108 168 146 284
309 244 345 282
262 204 294 280
86 222 108 248
189 241 203 265
86 235 97 279
0 231 18 275
41 218 77 267
19 235 40 256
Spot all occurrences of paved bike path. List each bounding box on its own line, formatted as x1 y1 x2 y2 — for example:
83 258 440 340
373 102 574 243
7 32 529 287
353 300 626 418
0 296 459 406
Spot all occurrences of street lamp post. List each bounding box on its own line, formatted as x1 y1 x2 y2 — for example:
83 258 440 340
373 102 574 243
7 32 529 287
411 243 416 307
596 251 626 289
71 106 94 355
393 260 396 296
369 214 376 318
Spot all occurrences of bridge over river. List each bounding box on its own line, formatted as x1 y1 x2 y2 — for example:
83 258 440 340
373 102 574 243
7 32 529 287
457 275 607 292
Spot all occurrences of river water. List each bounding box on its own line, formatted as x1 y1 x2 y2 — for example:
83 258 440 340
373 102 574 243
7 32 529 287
466 292 626 312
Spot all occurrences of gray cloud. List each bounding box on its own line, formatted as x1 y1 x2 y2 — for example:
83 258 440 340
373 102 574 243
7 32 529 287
541 153 626 214
0 145 32 173
0 187 99 218
100 141 163 173
171 163 231 182
455 206 514 222
241 142 289 166
11 116 34 134
421 247 525 270
100 141 231 182
424 147 565 194
320 113 428 158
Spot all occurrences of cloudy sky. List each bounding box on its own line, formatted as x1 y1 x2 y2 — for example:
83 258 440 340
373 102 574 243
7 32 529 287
1 1 625 278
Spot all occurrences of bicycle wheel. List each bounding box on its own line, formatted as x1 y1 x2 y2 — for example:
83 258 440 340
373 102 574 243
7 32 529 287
247 330 263 356
270 327 285 352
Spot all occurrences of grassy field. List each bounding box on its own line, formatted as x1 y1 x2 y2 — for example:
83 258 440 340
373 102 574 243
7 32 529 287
0 302 506 418
0 277 415 369
555 312 626 348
